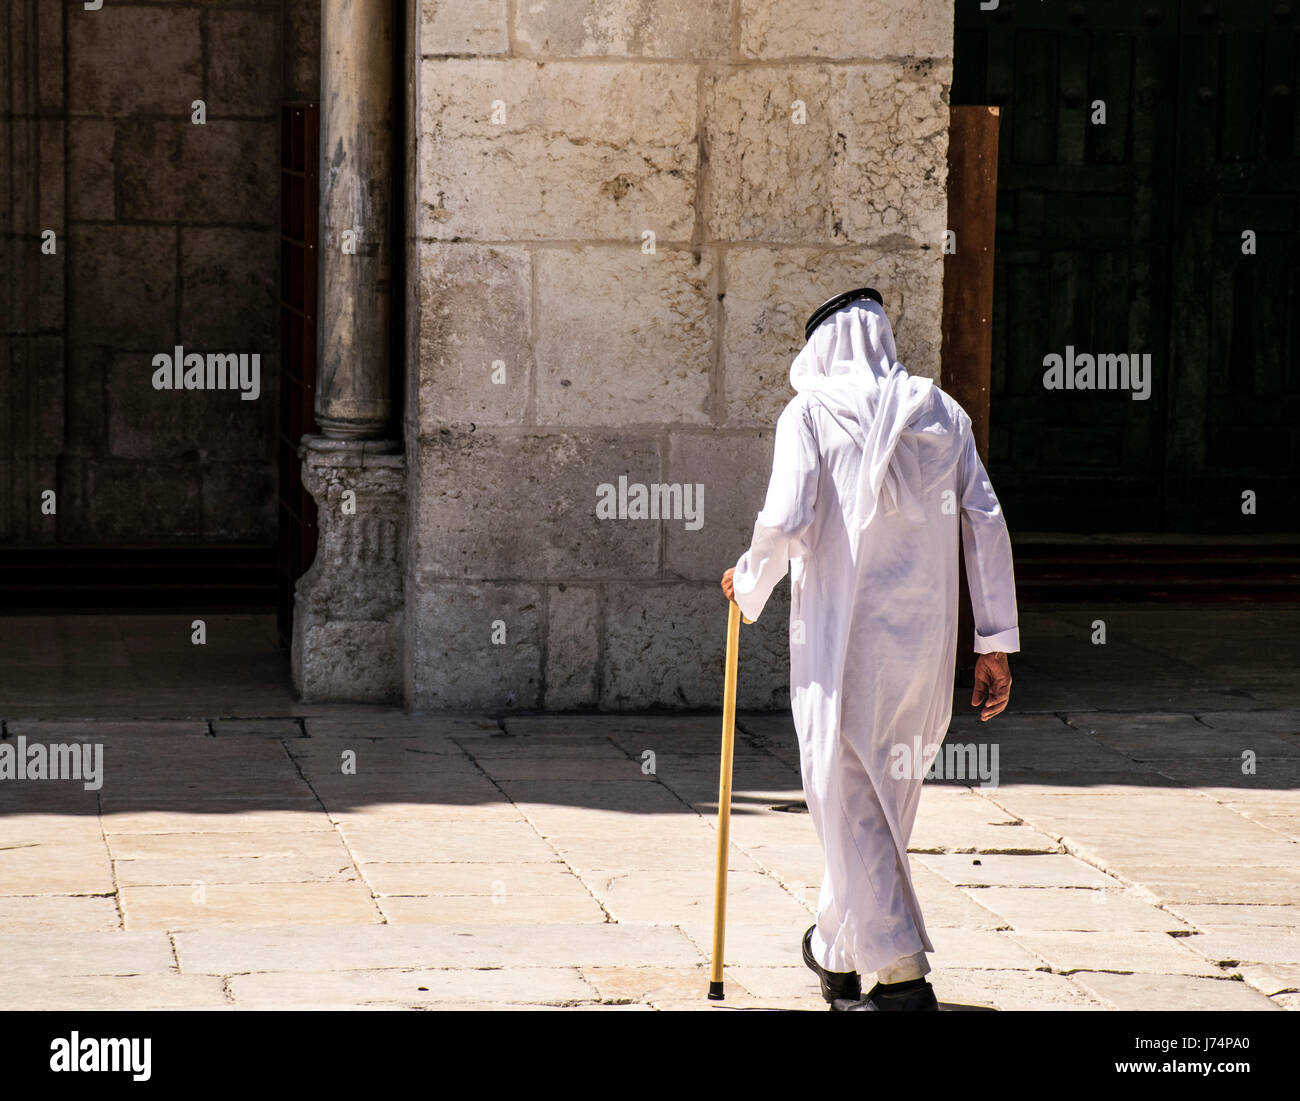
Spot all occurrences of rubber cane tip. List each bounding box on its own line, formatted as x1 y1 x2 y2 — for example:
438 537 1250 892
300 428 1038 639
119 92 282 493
707 981 725 1000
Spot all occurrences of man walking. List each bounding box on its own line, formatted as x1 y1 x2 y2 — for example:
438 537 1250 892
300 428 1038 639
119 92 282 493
721 290 1018 1012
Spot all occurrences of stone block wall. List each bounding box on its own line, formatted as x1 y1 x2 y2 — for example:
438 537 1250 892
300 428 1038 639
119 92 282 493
407 0 953 709
3 1 286 545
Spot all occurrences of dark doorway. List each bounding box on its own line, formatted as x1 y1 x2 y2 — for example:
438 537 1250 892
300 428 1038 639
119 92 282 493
0 3 322 618
276 103 320 646
953 0 1300 534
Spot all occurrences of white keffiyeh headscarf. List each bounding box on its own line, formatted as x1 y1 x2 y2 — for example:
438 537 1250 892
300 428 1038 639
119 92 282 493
789 298 937 533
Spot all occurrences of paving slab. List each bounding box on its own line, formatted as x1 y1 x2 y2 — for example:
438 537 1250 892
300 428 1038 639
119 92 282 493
114 854 360 887
1231 809 1300 842
1 931 176 977
476 756 657 781
714 966 828 1006
720 811 823 850
288 739 480 775
553 834 753 874
0 972 231 1011
0 894 121 933
643 752 799 777
736 712 797 741
677 921 807 968
1167 904 1300 930
965 886 1190 933
503 715 720 741
1004 931 1223 976
1118 865 1300 906
0 786 102 814
910 864 1009 929
324 800 526 825
735 841 825 890
104 829 352 861
1145 757 1300 796
458 741 631 759
929 967 1107 1010
5 720 209 738
96 738 301 767
581 965 740 1004
1180 930 1300 967
377 893 608 924
120 882 382 930
909 790 1061 854
1065 712 1300 760
228 966 597 1008
308 771 505 800
918 853 1115 888
211 719 306 738
359 859 586 896
1195 710 1300 736
644 994 806 1011
100 803 333 834
301 716 501 738
664 785 810 813
984 798 1298 868
924 927 1051 970
994 742 1164 776
517 807 715 842
578 867 810 925
0 842 115 894
337 820 558 864
0 814 107 845
174 922 704 974
495 779 691 813
1072 971 1282 1011
1236 963 1300 996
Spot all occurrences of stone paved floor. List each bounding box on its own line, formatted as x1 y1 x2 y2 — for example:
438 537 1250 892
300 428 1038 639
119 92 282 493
0 607 1297 1010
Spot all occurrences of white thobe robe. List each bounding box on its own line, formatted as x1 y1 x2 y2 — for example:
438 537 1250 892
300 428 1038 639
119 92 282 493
732 300 1019 979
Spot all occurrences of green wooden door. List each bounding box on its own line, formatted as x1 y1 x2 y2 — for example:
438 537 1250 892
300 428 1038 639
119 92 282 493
953 0 1300 533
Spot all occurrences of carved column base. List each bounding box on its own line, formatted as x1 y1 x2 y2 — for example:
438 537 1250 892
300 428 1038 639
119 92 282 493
292 436 406 702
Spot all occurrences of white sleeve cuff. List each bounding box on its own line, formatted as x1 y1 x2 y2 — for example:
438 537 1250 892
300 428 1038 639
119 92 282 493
731 553 769 623
974 626 1020 654
733 586 765 624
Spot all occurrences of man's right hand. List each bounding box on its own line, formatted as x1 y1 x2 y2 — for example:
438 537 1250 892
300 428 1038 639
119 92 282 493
972 652 1012 722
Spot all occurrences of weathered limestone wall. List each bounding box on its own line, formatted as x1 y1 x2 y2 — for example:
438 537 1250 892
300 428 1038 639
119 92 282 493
408 0 953 709
3 1 284 545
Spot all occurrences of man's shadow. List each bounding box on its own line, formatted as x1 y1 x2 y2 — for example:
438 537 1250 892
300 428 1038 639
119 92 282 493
707 1004 997 1011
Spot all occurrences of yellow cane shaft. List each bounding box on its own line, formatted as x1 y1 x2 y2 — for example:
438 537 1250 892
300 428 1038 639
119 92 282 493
709 600 743 995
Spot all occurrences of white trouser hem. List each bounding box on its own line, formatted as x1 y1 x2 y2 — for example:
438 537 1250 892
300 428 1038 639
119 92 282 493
875 951 930 984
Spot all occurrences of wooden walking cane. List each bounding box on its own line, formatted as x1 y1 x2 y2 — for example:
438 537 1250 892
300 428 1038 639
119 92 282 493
708 598 750 1000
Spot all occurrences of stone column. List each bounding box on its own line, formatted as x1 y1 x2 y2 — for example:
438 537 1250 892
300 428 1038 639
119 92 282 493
293 0 405 702
315 0 393 439
293 438 405 702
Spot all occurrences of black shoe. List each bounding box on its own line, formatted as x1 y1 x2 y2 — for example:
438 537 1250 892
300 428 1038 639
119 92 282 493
802 926 861 1004
835 978 939 1012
